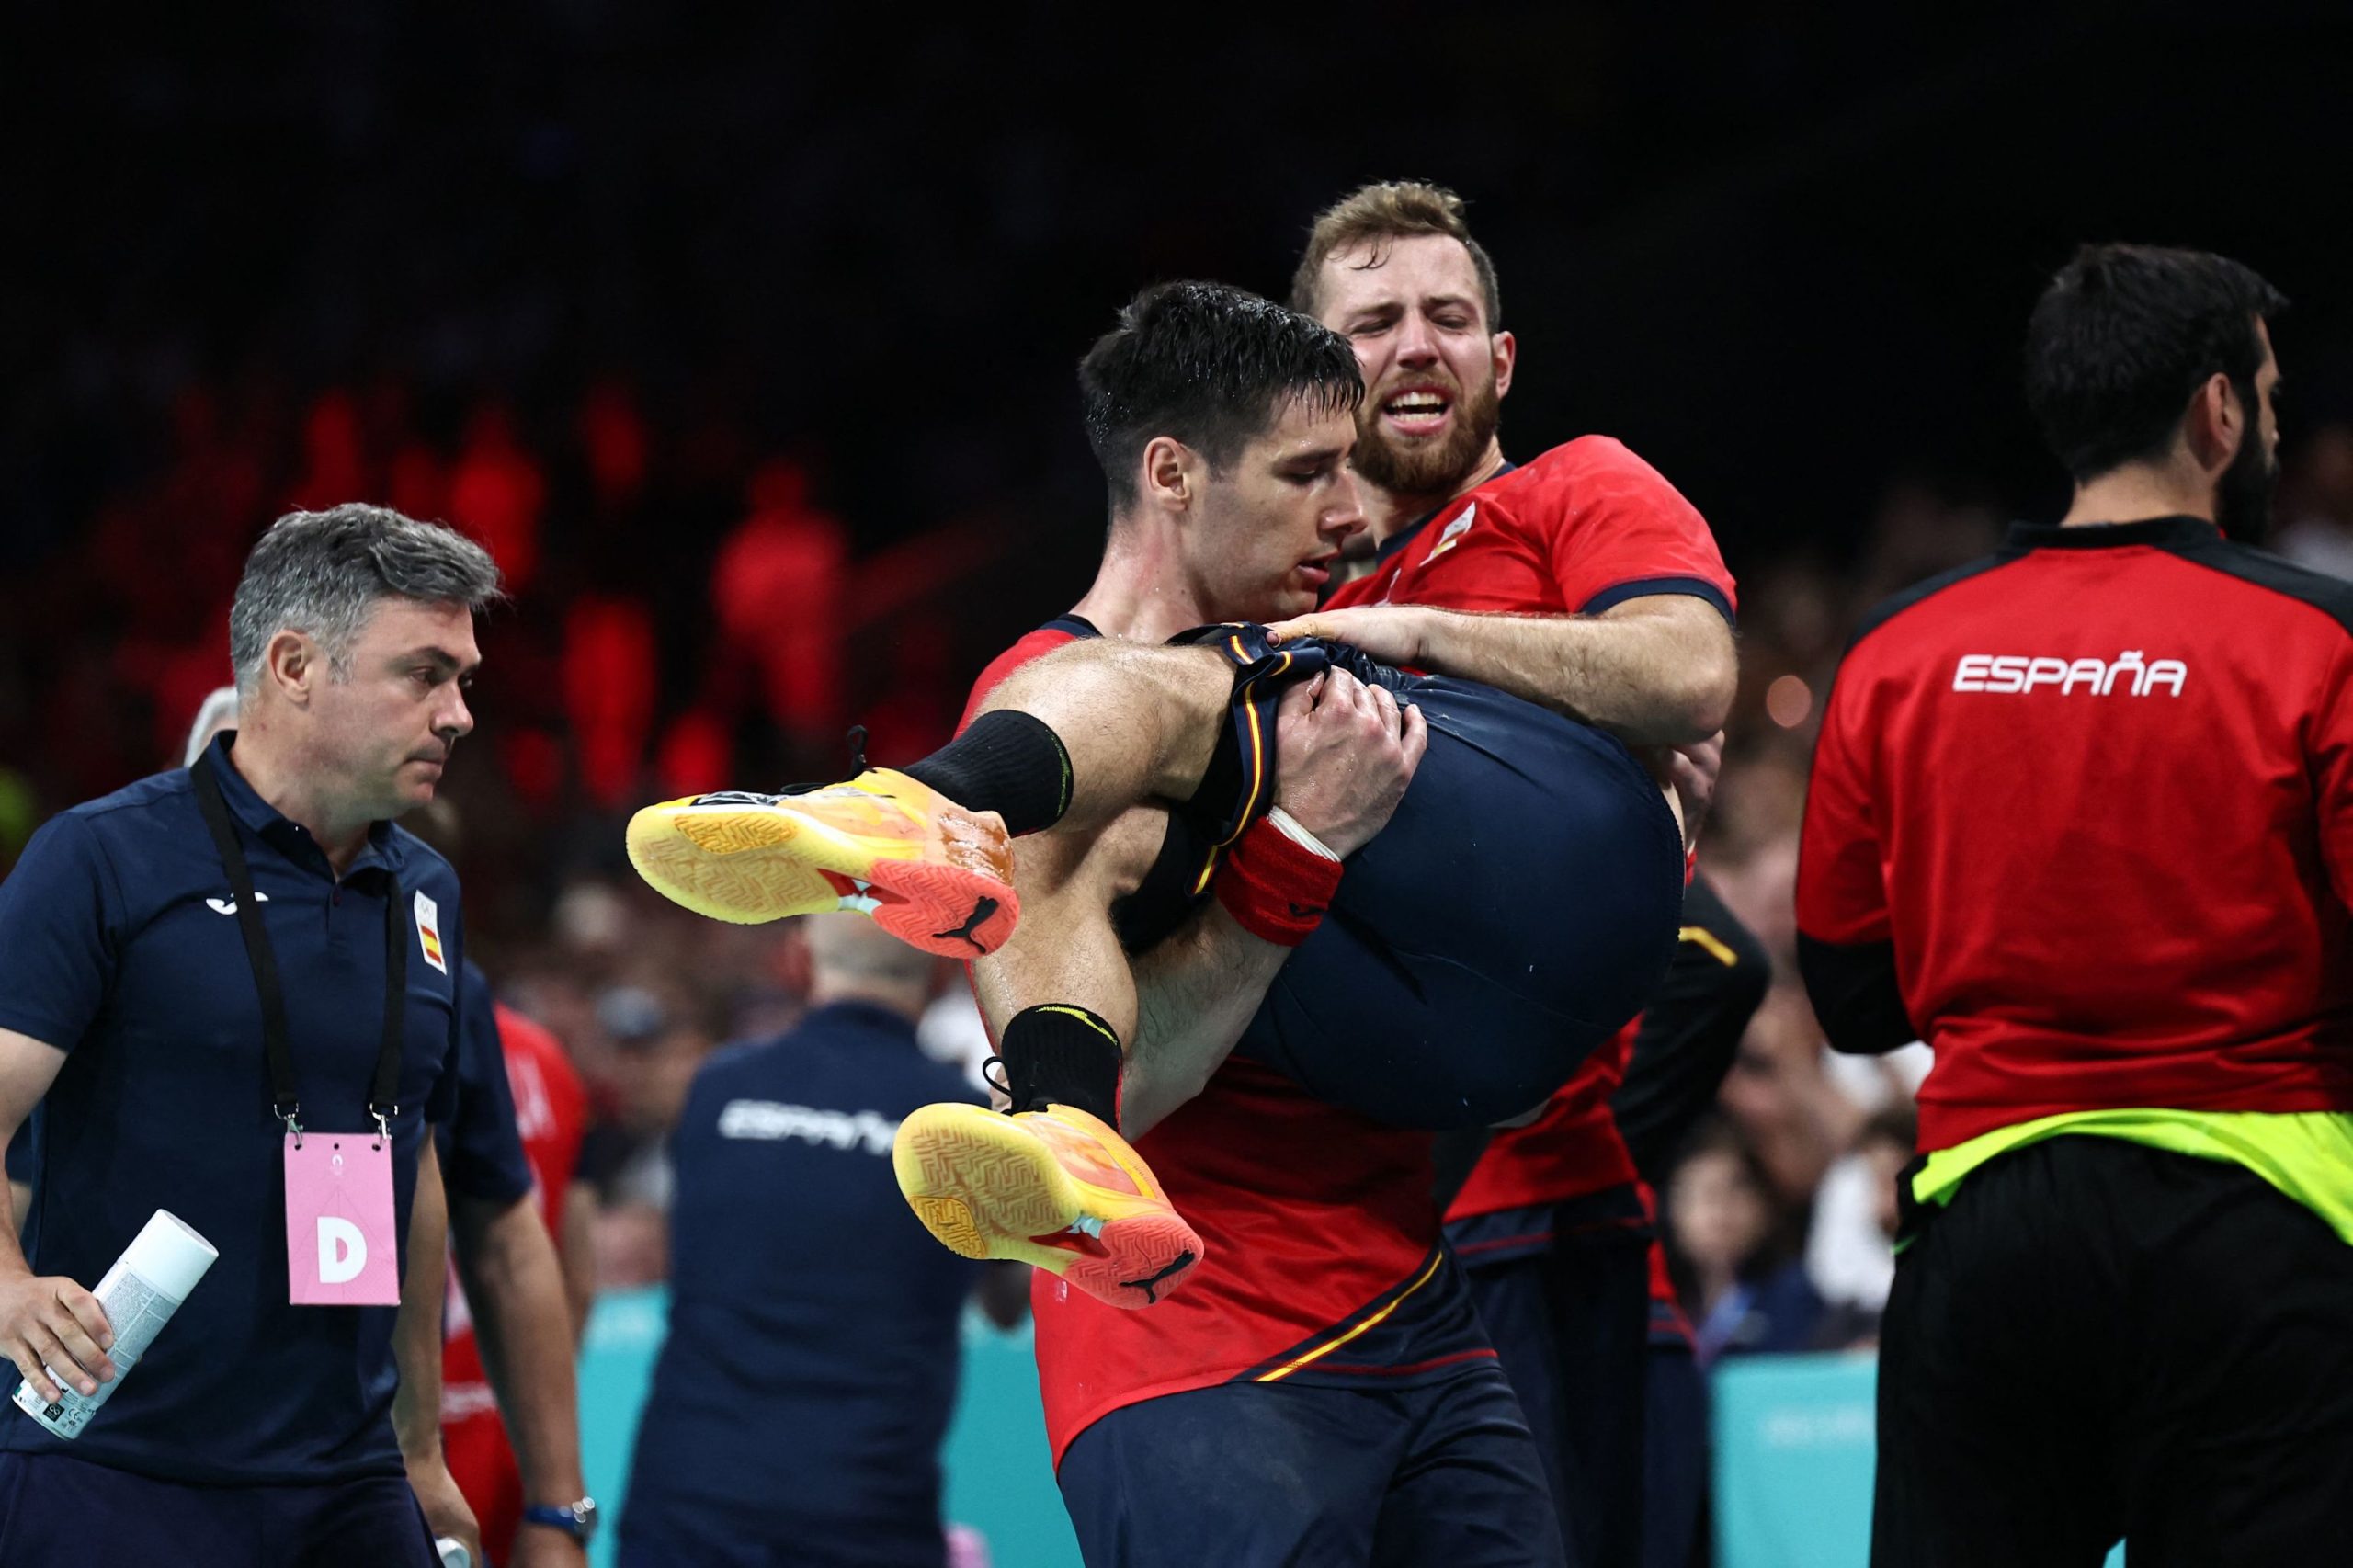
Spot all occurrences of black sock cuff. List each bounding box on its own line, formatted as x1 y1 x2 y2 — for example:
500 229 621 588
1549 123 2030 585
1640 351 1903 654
999 1004 1123 1127
904 710 1073 836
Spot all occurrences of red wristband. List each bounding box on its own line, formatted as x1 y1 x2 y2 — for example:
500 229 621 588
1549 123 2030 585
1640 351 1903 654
1217 812 1345 946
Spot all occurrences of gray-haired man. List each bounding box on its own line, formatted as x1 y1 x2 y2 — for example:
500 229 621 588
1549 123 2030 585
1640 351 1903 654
0 505 512 1566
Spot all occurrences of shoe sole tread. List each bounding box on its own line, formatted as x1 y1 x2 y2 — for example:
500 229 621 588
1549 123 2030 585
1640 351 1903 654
892 1104 1203 1309
626 798 1018 955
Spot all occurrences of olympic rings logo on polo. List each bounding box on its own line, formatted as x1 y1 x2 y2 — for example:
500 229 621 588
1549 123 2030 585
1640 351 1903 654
1951 651 2188 697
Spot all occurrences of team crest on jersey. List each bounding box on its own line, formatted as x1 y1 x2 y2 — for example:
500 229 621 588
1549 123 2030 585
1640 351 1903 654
413 891 448 973
1424 502 1478 563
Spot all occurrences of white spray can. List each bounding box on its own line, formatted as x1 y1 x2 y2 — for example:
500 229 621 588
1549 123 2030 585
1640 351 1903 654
11 1210 218 1438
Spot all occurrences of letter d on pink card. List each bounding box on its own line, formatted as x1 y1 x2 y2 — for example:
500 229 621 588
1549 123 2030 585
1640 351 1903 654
284 1133 401 1305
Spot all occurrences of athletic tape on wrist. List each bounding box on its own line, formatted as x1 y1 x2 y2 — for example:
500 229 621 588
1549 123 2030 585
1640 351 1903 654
1217 808 1345 947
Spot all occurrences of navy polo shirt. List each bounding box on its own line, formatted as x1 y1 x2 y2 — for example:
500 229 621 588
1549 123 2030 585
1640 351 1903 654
622 1001 985 1550
0 733 464 1485
435 960 536 1210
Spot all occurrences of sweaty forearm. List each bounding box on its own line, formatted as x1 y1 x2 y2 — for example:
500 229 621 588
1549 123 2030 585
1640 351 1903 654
1124 903 1289 1138
456 1196 585 1503
1410 602 1734 744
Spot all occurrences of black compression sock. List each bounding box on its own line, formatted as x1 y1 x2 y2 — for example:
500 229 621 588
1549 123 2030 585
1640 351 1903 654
997 1004 1123 1127
902 710 1074 836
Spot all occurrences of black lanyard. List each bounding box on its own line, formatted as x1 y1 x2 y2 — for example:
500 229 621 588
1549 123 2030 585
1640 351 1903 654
190 753 407 1143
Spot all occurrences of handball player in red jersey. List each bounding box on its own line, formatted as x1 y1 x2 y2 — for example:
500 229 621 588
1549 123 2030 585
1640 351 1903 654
630 286 1699 1290
631 278 1711 1564
949 283 1568 1568
1270 181 1743 1568
1802 245 2353 1563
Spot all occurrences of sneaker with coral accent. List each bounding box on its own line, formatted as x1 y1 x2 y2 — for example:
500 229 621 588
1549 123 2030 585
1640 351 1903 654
625 768 1020 956
892 1101 1204 1308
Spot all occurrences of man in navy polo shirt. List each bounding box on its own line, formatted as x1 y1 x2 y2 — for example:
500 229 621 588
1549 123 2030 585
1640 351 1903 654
176 683 598 1566
620 915 1028 1567
0 504 502 1566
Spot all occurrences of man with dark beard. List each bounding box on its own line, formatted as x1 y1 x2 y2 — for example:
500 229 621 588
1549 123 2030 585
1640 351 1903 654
1799 244 2353 1564
1271 182 1741 1568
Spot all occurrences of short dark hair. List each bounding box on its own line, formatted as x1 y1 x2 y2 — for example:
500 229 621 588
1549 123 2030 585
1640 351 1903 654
2023 244 2287 483
1290 180 1502 328
1077 280 1363 513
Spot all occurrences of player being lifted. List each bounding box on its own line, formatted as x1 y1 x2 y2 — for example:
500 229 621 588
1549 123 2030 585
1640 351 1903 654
629 283 1692 1308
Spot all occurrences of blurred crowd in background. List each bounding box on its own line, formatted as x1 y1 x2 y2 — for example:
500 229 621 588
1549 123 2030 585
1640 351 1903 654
13 5 2353 1374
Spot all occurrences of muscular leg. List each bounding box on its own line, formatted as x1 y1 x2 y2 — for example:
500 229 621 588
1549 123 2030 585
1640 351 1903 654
623 636 1243 960
970 807 1165 1052
921 640 1237 836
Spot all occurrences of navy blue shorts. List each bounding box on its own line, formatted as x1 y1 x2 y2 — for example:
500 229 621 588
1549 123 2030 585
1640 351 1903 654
1056 1361 1566 1568
0 1450 436 1566
1242 671 1684 1131
1459 1199 1653 1568
1642 1343 1708 1568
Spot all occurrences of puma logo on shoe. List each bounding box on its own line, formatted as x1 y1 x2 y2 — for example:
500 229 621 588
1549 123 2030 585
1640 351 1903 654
932 897 1000 952
1119 1251 1196 1305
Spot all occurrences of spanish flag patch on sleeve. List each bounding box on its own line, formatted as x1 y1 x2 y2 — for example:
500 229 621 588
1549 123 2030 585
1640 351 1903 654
413 890 448 974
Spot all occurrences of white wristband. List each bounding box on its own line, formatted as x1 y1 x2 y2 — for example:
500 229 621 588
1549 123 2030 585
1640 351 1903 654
1265 807 1341 863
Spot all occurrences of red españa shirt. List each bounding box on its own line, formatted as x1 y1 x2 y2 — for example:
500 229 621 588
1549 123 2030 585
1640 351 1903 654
1797 517 2353 1150
962 631 1487 1465
1324 437 1736 1223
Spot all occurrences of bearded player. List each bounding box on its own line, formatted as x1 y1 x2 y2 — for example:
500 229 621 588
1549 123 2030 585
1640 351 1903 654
1272 182 1739 1568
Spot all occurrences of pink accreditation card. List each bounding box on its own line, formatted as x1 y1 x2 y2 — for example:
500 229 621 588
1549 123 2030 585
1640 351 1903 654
283 1131 401 1306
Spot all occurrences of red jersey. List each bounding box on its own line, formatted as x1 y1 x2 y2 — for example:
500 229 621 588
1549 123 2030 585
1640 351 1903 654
1797 517 2353 1149
964 628 1491 1466
1334 437 1734 1222
442 1003 591 1562
1329 436 1733 624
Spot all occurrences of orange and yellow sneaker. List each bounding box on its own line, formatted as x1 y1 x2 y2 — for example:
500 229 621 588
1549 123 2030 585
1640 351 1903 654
624 768 1020 957
893 1101 1204 1309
